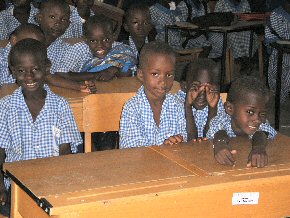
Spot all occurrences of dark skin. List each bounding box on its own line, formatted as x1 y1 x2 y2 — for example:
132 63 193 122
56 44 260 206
213 92 269 168
185 70 219 142
72 0 94 21
12 0 31 24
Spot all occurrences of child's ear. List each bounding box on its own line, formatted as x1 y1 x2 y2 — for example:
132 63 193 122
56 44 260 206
180 81 186 92
224 101 234 116
137 68 144 82
124 22 129 32
9 65 16 78
45 60 52 75
10 35 18 46
36 13 42 24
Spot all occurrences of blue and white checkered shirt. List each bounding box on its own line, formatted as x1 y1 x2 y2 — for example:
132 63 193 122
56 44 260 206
206 113 277 139
175 90 226 138
208 0 258 58
0 85 82 189
47 38 71 73
56 41 133 73
0 3 39 40
61 6 94 38
265 6 290 103
0 43 15 85
119 86 187 148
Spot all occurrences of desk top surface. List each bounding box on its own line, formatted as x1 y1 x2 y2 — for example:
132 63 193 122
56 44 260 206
0 77 180 101
4 134 290 209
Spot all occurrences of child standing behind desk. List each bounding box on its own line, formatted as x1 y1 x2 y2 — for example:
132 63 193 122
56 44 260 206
206 76 277 168
56 14 137 81
176 58 226 142
119 41 187 148
0 39 82 217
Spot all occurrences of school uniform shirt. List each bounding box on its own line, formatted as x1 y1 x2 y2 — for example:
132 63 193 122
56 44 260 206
61 6 94 38
0 3 39 40
208 0 258 58
48 38 71 73
0 43 15 85
265 6 290 103
206 113 277 140
175 90 226 138
150 1 188 49
0 84 82 189
56 41 136 73
119 86 187 149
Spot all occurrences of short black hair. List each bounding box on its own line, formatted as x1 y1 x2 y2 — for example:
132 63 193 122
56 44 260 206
10 23 44 39
227 76 270 103
124 3 150 24
9 38 49 67
83 15 114 36
183 58 220 85
139 41 176 69
39 0 70 13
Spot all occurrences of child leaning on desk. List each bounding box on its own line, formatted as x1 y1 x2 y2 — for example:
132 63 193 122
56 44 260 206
119 41 187 149
175 58 226 142
0 39 82 217
56 14 137 82
206 76 277 168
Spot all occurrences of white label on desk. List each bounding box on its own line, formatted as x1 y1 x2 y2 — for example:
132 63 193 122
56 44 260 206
232 192 259 205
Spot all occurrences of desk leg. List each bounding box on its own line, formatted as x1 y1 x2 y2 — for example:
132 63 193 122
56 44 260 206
220 32 227 92
165 26 168 44
275 50 283 130
11 182 22 218
85 132 92 153
248 30 254 63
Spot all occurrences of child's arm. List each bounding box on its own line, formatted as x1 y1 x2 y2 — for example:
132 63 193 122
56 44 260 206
59 143 72 155
0 148 6 205
203 84 219 137
247 131 268 168
213 130 236 166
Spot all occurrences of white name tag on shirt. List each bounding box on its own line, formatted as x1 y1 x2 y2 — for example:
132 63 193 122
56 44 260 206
232 192 259 205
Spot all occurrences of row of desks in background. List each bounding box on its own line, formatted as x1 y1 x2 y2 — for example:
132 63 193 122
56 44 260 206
0 77 181 153
3 133 290 217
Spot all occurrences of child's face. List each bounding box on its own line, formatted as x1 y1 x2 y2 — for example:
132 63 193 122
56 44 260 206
11 53 48 93
37 4 70 40
138 53 175 101
187 70 213 110
125 9 152 41
226 92 267 136
85 25 113 59
12 0 31 7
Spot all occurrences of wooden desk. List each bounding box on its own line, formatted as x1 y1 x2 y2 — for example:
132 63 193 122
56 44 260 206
3 133 290 217
0 77 181 152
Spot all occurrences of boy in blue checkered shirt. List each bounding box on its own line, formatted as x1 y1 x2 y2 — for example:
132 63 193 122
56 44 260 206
176 58 226 142
0 38 83 217
119 41 187 148
206 76 277 168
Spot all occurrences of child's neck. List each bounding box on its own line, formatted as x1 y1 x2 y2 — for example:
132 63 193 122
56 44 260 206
45 35 57 47
146 92 166 127
131 36 146 52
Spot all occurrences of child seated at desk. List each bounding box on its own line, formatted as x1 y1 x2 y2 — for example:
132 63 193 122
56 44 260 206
0 23 45 86
176 58 226 142
56 14 137 81
265 0 290 103
37 0 95 92
119 41 187 148
0 0 39 40
206 76 277 168
0 39 82 217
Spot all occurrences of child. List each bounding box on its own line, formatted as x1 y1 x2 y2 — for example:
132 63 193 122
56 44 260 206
176 58 226 141
206 76 277 168
37 0 95 92
62 0 95 38
123 3 153 60
150 0 188 49
0 23 45 86
208 0 258 73
56 15 137 81
0 0 39 40
265 0 290 103
119 41 187 148
0 38 82 216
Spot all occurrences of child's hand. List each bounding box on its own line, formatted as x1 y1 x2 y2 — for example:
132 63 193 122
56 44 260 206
164 134 183 145
186 82 203 105
192 137 208 143
80 81 97 94
205 83 219 109
95 67 118 81
247 131 268 168
0 189 7 206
